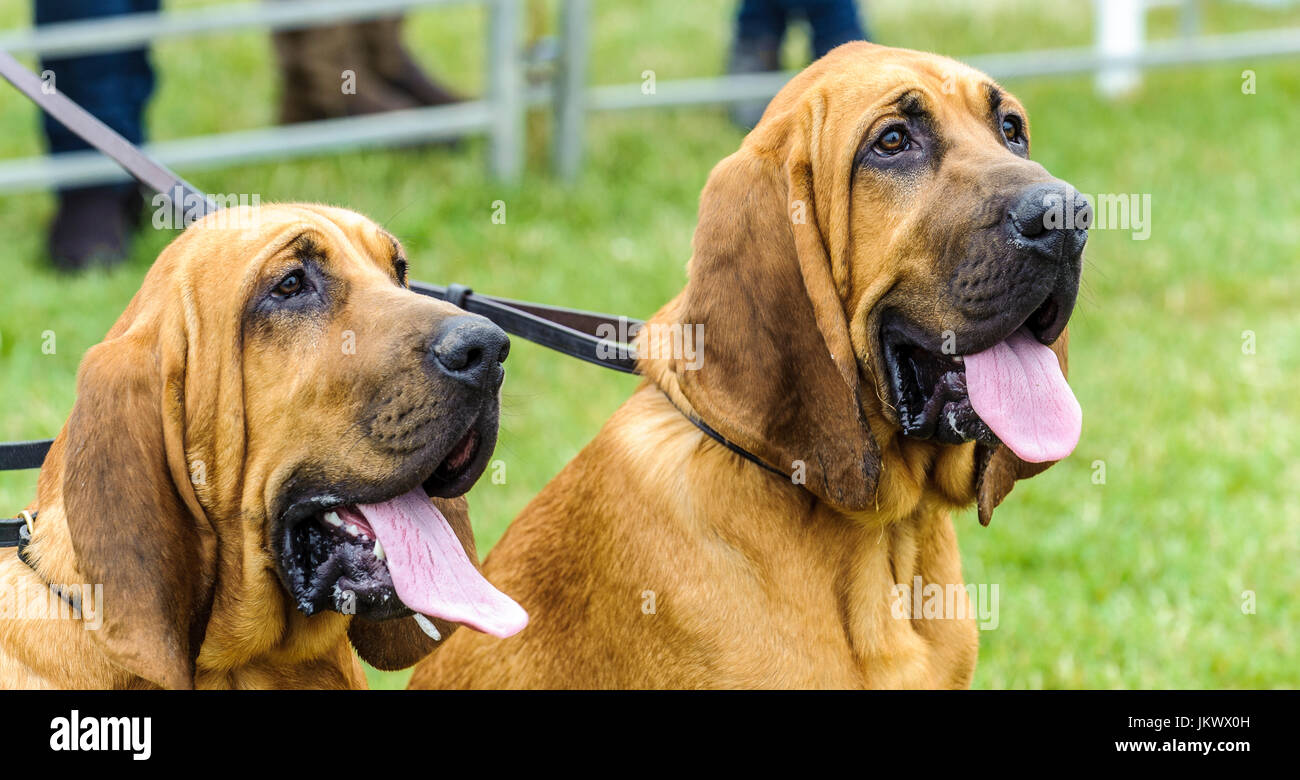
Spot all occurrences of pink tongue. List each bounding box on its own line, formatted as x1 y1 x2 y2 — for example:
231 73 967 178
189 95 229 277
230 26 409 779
353 487 528 638
964 328 1081 463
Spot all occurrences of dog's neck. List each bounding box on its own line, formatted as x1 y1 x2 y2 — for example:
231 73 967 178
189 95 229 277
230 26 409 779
636 285 984 523
629 378 970 525
638 335 979 526
577 385 978 686
0 468 137 687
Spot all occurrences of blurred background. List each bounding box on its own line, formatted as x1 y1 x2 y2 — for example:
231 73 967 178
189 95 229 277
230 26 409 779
0 0 1296 689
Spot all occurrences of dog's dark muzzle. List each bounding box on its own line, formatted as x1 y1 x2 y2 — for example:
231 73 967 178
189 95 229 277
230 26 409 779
946 181 1085 349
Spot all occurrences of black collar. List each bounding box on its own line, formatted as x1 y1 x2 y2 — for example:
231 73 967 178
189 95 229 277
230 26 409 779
0 509 33 553
1 510 81 610
660 391 786 478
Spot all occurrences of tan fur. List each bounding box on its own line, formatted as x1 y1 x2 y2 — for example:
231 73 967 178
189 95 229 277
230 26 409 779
0 204 481 689
410 43 1072 689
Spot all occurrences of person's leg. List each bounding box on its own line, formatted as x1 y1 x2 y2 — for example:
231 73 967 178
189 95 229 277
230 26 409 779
269 1 422 123
272 21 362 123
728 0 787 130
35 0 156 153
34 0 159 271
357 16 463 107
790 0 868 59
735 0 788 47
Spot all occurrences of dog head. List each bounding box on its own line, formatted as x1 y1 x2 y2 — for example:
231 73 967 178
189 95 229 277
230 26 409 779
48 203 525 688
643 43 1085 523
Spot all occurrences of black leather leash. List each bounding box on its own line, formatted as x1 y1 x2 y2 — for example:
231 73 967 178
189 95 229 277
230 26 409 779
412 281 639 375
0 48 778 538
0 440 52 472
0 51 212 212
0 49 639 476
0 286 638 474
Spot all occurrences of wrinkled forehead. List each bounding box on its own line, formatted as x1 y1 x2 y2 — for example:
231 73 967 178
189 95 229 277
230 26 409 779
174 203 404 287
793 44 1028 145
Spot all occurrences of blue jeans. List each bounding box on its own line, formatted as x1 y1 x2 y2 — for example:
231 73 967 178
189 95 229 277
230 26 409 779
35 0 160 161
736 0 868 57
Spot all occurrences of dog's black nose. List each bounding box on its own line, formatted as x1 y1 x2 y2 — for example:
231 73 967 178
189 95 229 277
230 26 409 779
1007 181 1089 259
430 315 509 388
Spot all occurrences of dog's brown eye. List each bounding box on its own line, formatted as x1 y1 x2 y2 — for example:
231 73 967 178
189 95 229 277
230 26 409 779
876 127 909 154
275 271 304 297
1002 117 1021 143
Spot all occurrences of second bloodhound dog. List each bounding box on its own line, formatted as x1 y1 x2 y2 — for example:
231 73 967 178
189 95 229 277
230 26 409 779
410 43 1087 689
0 204 527 689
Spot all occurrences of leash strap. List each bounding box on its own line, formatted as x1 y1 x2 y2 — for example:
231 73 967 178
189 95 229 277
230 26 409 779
0 51 212 213
0 440 52 472
0 50 775 488
0 49 640 372
0 287 638 473
411 282 639 374
0 50 639 472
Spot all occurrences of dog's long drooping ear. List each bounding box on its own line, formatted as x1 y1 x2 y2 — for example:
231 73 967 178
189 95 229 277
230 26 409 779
61 310 216 690
660 130 881 511
976 330 1071 526
347 496 473 669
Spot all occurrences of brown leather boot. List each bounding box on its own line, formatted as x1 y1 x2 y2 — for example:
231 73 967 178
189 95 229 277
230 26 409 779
46 185 140 273
356 16 464 106
272 20 420 123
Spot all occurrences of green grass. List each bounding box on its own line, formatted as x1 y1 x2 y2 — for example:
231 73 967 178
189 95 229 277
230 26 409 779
1 0 1297 689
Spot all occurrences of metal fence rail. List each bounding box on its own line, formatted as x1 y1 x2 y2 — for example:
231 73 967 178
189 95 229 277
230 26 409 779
0 0 473 56
0 0 1297 190
0 0 525 189
567 26 1300 114
546 1 1300 177
0 101 493 191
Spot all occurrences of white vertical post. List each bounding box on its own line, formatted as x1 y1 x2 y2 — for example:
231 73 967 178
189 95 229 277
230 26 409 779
1094 0 1146 97
1179 0 1201 38
552 0 589 180
487 0 523 181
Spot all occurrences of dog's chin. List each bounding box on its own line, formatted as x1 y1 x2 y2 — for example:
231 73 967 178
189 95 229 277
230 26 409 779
271 413 495 619
876 294 1065 446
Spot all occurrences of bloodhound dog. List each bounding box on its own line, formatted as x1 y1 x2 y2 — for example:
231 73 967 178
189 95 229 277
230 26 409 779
410 43 1086 689
0 204 527 689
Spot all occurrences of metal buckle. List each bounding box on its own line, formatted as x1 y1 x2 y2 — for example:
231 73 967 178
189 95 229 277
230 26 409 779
17 510 34 535
445 283 473 310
